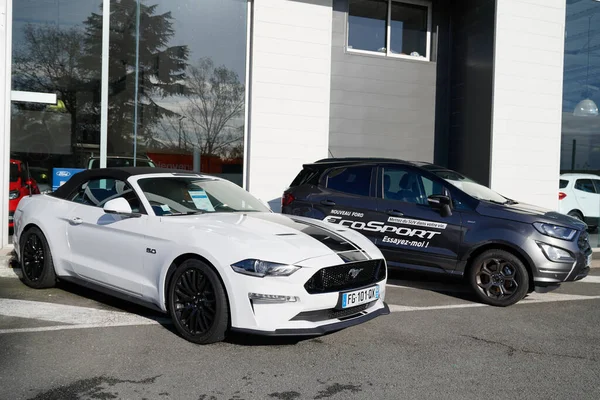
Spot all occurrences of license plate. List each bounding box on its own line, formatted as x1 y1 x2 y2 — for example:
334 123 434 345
341 286 379 309
587 254 592 266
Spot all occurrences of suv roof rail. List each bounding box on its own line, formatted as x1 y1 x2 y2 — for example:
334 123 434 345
313 157 409 164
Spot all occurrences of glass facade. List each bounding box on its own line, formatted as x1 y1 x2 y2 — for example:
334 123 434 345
10 0 247 194
561 0 600 246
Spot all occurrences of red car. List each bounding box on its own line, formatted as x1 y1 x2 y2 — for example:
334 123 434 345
9 159 40 228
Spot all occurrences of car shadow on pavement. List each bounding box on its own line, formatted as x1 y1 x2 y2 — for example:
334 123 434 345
386 269 481 303
54 280 169 320
225 332 310 346
53 280 322 346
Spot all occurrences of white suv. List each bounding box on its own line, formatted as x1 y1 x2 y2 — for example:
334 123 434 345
559 173 600 229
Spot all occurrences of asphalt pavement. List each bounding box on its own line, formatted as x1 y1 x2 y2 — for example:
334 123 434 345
1 269 599 400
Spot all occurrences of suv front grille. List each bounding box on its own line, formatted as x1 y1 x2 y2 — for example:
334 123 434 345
304 260 386 294
578 231 591 252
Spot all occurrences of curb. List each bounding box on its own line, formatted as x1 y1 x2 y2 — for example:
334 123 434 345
0 244 20 278
0 267 21 279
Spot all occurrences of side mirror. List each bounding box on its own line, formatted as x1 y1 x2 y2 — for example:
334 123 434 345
427 195 452 217
103 198 141 218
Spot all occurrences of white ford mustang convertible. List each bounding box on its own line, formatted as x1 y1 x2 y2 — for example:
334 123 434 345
13 168 389 344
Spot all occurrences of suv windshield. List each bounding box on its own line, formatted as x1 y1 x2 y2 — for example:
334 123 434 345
137 177 270 215
431 169 512 204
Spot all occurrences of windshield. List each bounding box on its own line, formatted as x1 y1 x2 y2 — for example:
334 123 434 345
432 169 512 204
137 177 270 215
10 164 19 182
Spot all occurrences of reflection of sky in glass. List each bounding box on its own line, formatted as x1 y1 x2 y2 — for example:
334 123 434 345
348 15 386 52
13 0 247 79
13 0 97 42
561 1 600 173
153 0 247 80
389 20 403 54
563 2 600 113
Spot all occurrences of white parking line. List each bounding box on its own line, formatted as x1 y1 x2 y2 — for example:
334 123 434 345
388 293 600 313
579 275 600 284
0 298 170 335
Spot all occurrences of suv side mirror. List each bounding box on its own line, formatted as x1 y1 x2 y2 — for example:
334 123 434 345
427 195 452 217
103 198 141 218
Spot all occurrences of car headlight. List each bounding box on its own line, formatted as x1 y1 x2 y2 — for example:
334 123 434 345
231 259 300 277
9 190 20 200
538 243 575 262
533 222 577 241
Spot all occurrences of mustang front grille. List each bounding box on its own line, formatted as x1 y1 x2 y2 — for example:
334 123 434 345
304 260 386 294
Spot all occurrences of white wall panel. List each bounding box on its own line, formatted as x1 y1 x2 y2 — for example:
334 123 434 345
490 0 566 210
248 0 332 210
0 0 10 247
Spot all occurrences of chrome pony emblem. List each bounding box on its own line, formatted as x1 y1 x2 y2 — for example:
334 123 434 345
348 268 363 279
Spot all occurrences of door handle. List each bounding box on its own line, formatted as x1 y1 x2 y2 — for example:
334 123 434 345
70 217 83 225
321 200 336 206
386 209 404 217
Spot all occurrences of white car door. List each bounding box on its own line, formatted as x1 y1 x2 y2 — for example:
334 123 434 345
66 178 147 296
574 179 600 219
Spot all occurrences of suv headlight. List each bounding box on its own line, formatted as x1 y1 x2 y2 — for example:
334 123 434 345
231 259 300 277
538 243 575 262
9 190 20 200
533 222 577 241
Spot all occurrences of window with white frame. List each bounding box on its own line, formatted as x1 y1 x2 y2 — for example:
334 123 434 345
347 0 432 61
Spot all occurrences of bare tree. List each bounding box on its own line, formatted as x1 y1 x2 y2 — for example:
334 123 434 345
181 58 245 157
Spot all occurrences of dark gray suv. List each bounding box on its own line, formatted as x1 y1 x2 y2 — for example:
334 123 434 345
281 158 591 307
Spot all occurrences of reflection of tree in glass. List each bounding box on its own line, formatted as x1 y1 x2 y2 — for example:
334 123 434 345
153 58 245 159
83 0 189 154
12 25 97 148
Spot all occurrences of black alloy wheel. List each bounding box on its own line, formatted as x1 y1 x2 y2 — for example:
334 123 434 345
468 249 529 307
20 227 56 289
168 259 229 344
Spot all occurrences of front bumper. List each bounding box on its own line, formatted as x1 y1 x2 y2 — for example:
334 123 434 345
226 254 388 334
232 302 390 336
532 231 591 286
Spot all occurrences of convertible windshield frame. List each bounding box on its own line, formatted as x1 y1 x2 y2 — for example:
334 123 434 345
130 174 271 217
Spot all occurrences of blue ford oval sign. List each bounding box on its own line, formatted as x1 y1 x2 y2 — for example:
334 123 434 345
52 168 84 191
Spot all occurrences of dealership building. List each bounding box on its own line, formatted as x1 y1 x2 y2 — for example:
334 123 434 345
0 0 599 248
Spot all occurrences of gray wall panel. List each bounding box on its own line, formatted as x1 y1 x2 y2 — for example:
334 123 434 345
328 0 447 161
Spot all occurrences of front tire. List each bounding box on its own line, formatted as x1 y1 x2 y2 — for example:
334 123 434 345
20 227 56 289
568 210 584 222
468 249 529 307
167 259 229 344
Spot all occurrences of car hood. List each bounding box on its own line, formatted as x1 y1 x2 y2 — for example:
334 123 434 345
9 181 20 191
161 212 378 266
477 201 587 230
